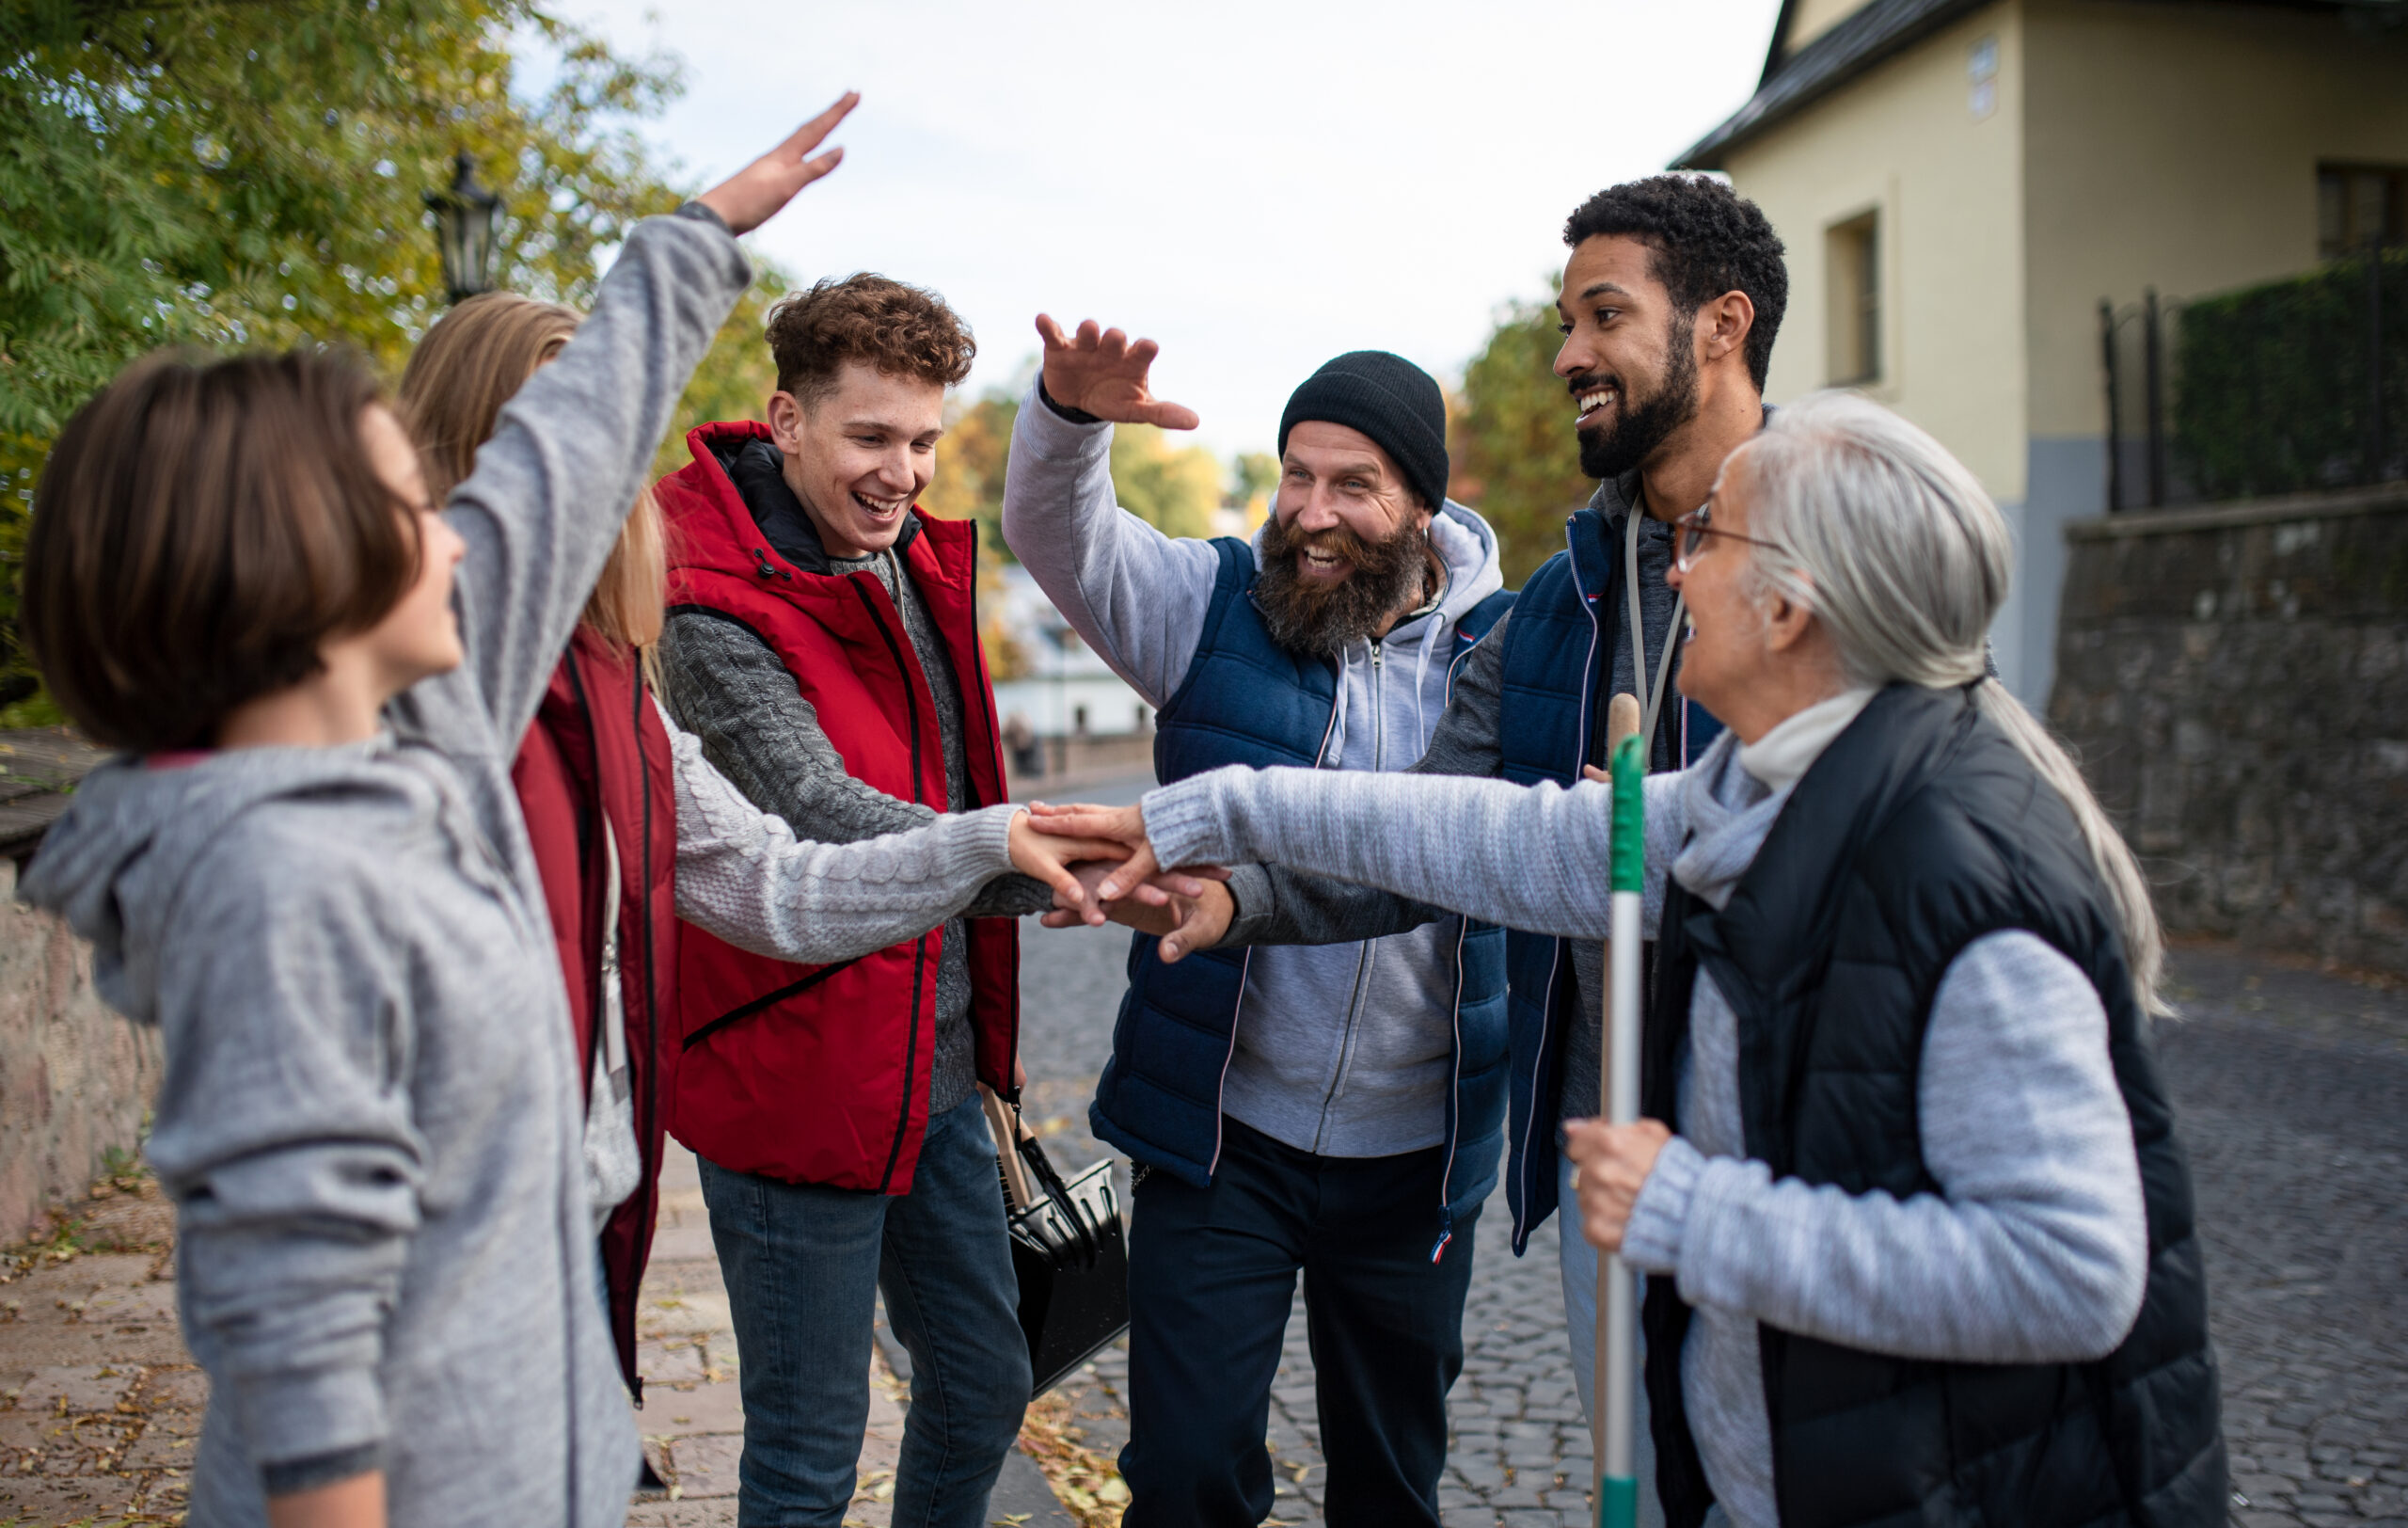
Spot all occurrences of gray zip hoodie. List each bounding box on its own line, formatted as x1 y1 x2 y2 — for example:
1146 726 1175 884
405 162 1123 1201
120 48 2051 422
19 209 751 1527
1001 386 1506 1158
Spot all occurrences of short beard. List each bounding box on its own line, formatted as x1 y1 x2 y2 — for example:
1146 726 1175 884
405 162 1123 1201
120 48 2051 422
1576 311 1700 481
1255 514 1434 658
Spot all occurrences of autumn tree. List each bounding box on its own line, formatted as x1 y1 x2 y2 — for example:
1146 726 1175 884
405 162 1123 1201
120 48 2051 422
0 0 758 712
1449 289 1592 585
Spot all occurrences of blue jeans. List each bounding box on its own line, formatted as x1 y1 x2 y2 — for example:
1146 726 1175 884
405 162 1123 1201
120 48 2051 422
698 1094 1031 1528
1558 1151 1665 1527
1121 1118 1478 1528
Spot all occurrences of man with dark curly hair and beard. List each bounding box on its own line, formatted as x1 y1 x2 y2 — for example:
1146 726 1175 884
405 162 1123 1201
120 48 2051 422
1053 176 1792 1527
1002 326 1515 1527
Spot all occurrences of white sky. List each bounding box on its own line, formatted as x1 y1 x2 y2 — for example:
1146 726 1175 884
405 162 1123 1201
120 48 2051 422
531 1 1783 461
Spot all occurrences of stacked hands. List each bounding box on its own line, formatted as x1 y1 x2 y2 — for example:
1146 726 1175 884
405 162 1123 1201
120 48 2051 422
1017 796 1672 1251
1020 801 1231 955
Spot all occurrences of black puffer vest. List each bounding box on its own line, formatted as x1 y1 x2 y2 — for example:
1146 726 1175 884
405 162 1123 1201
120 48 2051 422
1642 683 2226 1528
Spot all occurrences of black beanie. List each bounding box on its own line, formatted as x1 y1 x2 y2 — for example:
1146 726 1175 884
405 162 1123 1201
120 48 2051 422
1277 351 1450 515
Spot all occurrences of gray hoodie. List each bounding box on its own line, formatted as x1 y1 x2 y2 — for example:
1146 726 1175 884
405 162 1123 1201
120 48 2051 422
1001 387 1507 1158
20 209 752 1526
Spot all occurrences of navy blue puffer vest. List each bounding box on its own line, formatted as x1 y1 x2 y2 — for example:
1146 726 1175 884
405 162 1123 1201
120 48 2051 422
1642 683 2226 1527
1088 537 1513 1250
1495 504 1722 1250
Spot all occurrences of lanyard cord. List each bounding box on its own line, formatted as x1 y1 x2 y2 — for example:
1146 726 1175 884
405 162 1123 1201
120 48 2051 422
1624 501 1686 764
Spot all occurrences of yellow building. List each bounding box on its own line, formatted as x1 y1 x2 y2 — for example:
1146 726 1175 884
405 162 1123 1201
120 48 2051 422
1676 0 2408 702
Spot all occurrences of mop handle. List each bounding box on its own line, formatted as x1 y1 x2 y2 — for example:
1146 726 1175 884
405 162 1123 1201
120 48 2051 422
1598 726 1647 1528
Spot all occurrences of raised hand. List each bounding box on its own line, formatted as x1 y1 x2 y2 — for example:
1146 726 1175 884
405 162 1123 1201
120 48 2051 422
1034 315 1203 430
694 92 859 236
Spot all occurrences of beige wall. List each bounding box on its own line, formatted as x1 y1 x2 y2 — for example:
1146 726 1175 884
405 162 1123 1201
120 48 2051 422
1723 0 2029 500
2022 0 2408 438
1788 0 1878 52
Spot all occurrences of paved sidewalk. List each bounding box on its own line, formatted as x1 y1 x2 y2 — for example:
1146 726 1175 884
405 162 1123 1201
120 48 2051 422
0 1142 911 1526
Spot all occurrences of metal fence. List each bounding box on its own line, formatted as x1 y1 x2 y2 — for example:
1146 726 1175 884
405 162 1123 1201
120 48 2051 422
2100 243 2405 511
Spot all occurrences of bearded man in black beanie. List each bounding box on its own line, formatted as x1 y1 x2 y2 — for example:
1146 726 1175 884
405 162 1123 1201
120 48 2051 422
1002 326 1515 1528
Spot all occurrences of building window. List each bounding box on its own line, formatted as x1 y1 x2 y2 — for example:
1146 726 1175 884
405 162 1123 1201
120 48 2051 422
2319 164 2405 260
1967 35 1998 119
1827 211 1880 385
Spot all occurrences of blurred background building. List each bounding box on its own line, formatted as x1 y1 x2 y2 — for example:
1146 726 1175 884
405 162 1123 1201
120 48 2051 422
1680 0 2408 970
1676 0 2408 704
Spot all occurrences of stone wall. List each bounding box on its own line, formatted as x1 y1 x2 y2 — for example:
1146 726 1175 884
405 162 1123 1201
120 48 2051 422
0 857 163 1245
2050 482 2408 972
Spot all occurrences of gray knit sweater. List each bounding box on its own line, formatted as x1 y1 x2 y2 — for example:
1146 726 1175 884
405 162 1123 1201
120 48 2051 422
1139 727 2150 1526
21 212 750 1526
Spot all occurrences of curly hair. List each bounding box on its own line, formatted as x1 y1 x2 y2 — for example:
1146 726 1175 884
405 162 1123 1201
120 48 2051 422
1563 175 1788 390
764 273 975 406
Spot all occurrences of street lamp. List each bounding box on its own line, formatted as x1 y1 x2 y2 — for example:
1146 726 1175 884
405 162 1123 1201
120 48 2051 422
423 150 502 305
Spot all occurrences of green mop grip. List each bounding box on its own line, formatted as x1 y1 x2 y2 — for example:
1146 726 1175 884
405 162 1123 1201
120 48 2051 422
1609 732 1644 894
1598 1472 1638 1528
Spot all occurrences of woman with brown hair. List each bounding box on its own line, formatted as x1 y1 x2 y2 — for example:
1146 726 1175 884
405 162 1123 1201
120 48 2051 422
397 290 1117 1416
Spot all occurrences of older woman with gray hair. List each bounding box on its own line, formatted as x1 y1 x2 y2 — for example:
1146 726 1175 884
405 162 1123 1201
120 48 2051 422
1035 391 2226 1528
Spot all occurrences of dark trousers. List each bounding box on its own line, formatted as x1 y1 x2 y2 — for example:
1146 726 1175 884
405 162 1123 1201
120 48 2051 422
1121 1117 1479 1528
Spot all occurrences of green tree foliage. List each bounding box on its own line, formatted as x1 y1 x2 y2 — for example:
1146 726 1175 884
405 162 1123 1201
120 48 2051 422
919 387 1026 676
1450 290 1592 586
0 1 747 715
1229 451 1279 505
1110 424 1220 542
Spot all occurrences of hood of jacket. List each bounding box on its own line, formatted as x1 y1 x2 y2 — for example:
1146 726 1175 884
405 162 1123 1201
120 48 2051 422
18 737 436 1027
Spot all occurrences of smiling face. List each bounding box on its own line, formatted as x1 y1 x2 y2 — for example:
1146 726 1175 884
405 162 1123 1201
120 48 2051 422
1555 234 1702 483
768 360 945 560
356 403 467 694
1253 421 1437 654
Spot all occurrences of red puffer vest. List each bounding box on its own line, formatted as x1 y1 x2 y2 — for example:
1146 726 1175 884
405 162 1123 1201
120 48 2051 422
655 420 1019 1194
510 625 679 1400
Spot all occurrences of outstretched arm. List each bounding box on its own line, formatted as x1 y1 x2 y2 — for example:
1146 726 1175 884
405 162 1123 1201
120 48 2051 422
658 612 1054 917
438 97 854 747
665 713 1119 963
1038 765 1683 944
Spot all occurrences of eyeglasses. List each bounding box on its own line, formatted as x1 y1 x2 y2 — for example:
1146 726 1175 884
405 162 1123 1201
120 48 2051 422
1672 501 1781 573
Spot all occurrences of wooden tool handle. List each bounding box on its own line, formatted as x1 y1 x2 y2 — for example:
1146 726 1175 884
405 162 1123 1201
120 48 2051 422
1606 692 1641 755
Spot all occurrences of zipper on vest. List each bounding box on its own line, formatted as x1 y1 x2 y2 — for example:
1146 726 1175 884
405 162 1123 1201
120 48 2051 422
1315 638 1385 1151
846 577 935 1194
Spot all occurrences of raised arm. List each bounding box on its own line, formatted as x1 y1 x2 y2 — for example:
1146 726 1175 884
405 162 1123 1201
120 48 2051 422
999 317 1222 706
440 98 854 745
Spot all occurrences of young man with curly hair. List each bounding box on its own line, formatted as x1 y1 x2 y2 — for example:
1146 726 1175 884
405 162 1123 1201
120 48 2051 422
653 275 1051 1528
